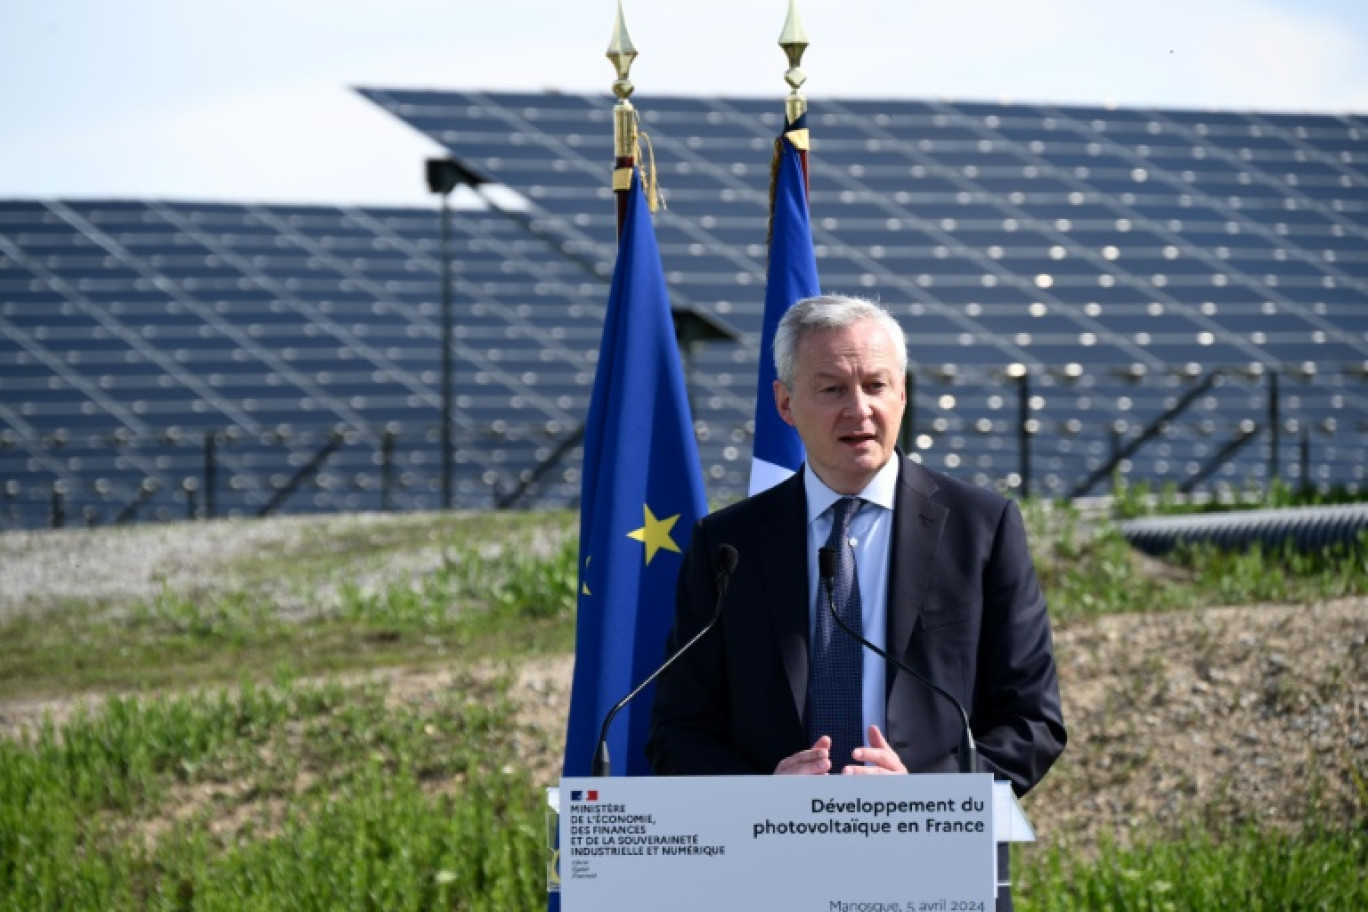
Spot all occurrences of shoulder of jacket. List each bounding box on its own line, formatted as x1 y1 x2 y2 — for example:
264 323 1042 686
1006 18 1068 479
901 453 1012 515
701 473 802 529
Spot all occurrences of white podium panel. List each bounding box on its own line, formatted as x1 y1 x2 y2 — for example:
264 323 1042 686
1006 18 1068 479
556 774 996 912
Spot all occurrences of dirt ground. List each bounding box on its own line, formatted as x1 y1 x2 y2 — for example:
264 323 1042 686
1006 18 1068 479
511 599 1368 852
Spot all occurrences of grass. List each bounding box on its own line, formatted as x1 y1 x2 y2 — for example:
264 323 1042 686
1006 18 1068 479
1023 501 1368 624
0 675 547 910
1017 824 1368 911
1109 476 1368 519
16 500 1367 699
6 682 1362 912
0 525 579 701
2 504 1366 909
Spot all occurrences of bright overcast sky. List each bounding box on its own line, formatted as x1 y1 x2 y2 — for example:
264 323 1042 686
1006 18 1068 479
3 0 1367 207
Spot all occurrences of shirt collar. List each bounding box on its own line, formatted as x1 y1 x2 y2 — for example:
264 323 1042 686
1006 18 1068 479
803 455 900 525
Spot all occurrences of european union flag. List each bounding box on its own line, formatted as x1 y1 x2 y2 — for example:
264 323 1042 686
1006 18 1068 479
562 170 708 779
749 115 821 495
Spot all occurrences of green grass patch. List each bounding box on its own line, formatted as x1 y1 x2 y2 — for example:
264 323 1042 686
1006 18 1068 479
1109 476 1368 519
1025 503 1368 624
1 675 548 910
1018 823 1368 911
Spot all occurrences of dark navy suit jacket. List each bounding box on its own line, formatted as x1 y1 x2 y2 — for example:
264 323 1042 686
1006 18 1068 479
647 452 1066 796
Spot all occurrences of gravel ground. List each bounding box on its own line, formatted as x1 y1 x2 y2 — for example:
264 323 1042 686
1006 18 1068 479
0 517 320 618
0 512 505 622
2 514 1365 854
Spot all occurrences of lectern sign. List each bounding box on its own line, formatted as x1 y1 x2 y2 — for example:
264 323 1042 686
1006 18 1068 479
557 774 995 911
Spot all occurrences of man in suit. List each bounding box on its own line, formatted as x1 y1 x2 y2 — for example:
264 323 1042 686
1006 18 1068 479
647 295 1065 907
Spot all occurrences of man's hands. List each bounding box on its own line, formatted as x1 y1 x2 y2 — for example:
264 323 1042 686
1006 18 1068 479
774 735 833 775
774 726 907 775
845 724 907 774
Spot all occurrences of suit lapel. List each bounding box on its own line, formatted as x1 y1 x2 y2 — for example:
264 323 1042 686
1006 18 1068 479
887 454 948 679
757 472 810 723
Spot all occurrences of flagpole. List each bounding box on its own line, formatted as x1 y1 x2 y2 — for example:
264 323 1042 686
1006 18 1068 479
606 1 638 239
749 0 820 495
779 0 811 188
562 8 709 785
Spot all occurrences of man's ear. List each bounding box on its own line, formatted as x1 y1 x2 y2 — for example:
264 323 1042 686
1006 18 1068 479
773 380 796 428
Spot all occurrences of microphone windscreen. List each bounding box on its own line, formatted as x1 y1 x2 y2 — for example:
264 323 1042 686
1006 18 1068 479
818 546 838 581
715 543 739 575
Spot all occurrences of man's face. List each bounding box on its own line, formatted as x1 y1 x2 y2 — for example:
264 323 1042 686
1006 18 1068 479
773 318 907 495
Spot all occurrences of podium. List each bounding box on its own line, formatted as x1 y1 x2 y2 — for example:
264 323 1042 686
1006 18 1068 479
547 775 1033 910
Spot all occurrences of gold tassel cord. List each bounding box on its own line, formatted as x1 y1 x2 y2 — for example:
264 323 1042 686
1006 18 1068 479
635 124 665 213
609 112 665 213
766 135 783 257
765 125 806 261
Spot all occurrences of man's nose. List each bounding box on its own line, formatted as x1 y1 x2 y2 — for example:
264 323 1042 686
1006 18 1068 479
844 389 873 418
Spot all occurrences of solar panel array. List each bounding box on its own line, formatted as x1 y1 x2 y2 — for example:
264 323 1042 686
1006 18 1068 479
2 89 1366 528
362 88 1368 492
0 198 605 527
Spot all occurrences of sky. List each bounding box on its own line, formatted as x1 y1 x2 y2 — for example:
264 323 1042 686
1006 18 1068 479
3 0 1367 208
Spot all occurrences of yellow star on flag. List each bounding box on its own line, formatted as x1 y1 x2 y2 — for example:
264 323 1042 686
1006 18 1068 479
627 504 682 565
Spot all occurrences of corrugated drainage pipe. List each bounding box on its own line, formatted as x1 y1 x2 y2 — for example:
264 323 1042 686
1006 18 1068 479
1120 504 1368 557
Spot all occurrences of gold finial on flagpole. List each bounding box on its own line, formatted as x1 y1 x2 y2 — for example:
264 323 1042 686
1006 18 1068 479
779 0 810 125
607 1 638 166
607 1 643 230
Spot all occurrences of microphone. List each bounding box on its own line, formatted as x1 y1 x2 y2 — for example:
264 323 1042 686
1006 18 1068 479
590 543 739 777
817 546 978 774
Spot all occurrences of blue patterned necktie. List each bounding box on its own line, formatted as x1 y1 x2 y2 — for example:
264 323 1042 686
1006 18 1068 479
809 496 864 772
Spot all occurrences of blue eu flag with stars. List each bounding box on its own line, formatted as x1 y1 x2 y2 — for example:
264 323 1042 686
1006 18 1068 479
562 169 708 780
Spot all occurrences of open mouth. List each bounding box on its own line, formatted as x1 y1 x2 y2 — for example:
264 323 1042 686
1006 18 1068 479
839 432 877 447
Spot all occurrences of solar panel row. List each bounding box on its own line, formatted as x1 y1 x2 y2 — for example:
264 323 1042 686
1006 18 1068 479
367 88 1367 481
1 90 1366 528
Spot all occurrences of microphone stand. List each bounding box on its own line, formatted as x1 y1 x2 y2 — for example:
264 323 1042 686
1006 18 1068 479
591 545 739 776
